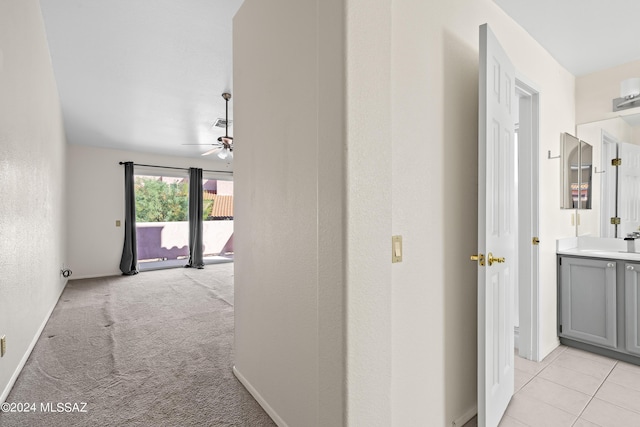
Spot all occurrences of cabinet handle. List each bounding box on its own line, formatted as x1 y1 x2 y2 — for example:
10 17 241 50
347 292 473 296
607 263 615 268
628 265 635 271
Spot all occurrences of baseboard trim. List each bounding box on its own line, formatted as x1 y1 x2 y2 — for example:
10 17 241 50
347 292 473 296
233 366 288 427
1 280 68 403
452 404 477 427
71 272 120 280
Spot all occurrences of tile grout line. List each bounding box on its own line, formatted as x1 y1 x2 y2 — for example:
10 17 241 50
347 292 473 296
546 358 613 382
556 349 617 371
511 347 591 427
514 345 568 386
588 374 640 417
511 389 581 421
511 367 582 426
569 361 617 427
526 347 596 427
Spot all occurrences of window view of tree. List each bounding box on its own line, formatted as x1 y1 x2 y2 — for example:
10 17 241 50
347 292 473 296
135 177 188 222
134 175 233 267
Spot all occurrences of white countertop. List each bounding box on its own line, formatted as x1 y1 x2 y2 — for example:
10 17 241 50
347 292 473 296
557 236 640 262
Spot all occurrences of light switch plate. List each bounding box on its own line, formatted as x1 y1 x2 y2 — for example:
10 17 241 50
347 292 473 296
392 235 402 263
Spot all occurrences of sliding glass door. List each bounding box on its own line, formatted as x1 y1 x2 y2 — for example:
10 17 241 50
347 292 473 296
203 178 234 261
134 173 190 268
133 172 233 270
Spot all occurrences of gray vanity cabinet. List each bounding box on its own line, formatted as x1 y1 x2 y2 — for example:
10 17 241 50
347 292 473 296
625 263 640 355
559 257 617 349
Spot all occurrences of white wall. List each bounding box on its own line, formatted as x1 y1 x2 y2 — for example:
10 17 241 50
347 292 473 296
391 1 576 424
345 0 392 424
391 0 575 426
233 0 353 425
0 0 68 401
234 0 576 426
576 59 640 124
66 144 231 279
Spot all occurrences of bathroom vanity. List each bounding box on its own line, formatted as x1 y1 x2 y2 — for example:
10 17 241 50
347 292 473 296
557 237 640 364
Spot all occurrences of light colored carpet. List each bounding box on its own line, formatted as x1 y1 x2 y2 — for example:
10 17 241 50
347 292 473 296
0 264 276 427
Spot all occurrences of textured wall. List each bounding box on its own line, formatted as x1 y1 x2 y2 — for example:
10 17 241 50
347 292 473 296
233 0 350 425
233 1 321 425
0 0 68 401
345 0 392 424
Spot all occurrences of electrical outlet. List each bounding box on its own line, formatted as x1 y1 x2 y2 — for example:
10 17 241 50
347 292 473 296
1 335 6 357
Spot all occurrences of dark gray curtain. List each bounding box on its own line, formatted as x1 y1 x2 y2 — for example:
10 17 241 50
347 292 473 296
186 168 204 268
119 162 138 275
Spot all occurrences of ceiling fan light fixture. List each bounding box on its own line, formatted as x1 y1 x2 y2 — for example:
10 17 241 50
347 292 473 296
201 147 219 157
186 92 234 157
216 92 234 157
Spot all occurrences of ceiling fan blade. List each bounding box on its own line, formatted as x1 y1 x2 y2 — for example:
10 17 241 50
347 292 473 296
201 147 221 156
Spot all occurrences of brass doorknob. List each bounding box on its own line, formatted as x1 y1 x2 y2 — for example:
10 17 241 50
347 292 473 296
487 252 505 266
470 254 485 266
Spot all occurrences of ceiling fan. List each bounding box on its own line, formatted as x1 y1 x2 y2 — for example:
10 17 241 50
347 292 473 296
184 92 233 159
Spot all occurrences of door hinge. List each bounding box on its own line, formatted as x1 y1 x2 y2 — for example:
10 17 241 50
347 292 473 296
612 158 622 166
611 217 621 225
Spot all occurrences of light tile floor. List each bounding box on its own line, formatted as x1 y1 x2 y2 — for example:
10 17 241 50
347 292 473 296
464 345 640 427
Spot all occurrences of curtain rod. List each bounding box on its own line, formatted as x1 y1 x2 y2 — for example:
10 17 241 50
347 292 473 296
118 162 233 175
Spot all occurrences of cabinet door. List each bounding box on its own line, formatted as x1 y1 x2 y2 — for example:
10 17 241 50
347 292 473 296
560 257 617 348
626 263 640 355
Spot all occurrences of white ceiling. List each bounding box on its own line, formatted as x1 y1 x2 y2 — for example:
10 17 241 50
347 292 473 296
493 0 640 77
39 0 243 167
40 0 640 165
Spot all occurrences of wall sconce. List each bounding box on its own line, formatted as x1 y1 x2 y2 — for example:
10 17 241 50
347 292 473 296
613 78 640 111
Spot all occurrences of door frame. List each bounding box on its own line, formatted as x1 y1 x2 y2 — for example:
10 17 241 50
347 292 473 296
515 76 541 362
600 131 618 237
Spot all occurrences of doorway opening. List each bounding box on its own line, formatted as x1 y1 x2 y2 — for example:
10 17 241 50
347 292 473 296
515 78 541 361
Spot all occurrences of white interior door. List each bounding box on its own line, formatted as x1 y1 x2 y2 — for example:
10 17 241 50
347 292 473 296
477 23 516 427
618 142 640 237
